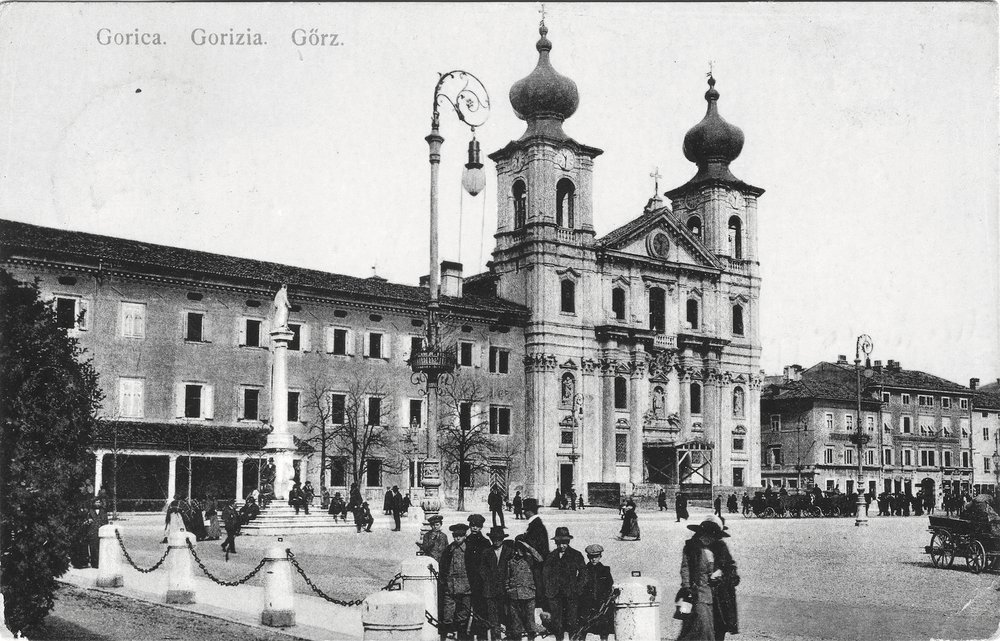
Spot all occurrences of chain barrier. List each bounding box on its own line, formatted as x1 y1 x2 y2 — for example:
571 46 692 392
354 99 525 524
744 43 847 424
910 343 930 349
115 529 170 574
185 539 267 587
286 549 401 606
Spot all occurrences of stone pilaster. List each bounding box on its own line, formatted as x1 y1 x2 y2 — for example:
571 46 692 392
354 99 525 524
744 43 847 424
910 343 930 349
628 351 647 486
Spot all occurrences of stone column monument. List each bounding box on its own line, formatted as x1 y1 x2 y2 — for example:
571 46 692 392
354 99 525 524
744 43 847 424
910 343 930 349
266 285 296 501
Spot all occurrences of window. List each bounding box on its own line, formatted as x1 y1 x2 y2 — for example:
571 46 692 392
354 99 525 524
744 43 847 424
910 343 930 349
903 450 913 466
733 436 745 451
769 447 782 466
612 288 626 321
178 383 213 420
941 417 952 436
120 302 146 338
367 397 382 426
881 392 890 403
920 450 936 467
459 402 472 431
962 451 970 468
844 449 854 465
845 415 854 431
944 451 952 467
769 414 781 431
330 328 349 355
288 323 303 351
367 332 383 359
556 178 575 228
687 215 702 239
824 448 835 464
185 384 202 418
960 399 969 410
942 397 952 409
410 336 423 358
648 287 665 332
690 382 702 415
615 434 628 463
330 457 347 486
919 418 933 436
512 179 527 229
728 216 743 259
330 394 346 424
241 388 260 421
489 406 511 435
902 416 911 433
560 280 576 314
55 296 80 329
986 457 992 473
409 399 423 428
733 467 744 487
918 395 933 407
614 377 628 410
825 413 834 430
241 319 263 347
732 305 744 336
865 449 876 465
883 449 893 466
984 427 990 441
686 299 699 329
561 430 575 445
365 460 381 487
118 378 144 418
459 341 474 367
902 394 911 405
866 416 875 432
186 312 204 342
288 391 300 422
826 479 835 492
489 346 510 374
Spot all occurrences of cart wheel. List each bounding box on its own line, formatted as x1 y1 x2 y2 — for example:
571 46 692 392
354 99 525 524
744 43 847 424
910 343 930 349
810 506 823 518
929 531 952 568
966 539 987 574
763 507 776 518
830 506 840 517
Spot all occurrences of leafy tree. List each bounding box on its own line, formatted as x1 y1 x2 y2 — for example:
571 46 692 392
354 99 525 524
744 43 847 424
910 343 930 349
327 371 403 489
0 271 103 635
438 376 498 511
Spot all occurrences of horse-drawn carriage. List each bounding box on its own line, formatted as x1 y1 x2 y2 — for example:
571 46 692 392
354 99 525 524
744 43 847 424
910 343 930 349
745 490 856 518
925 515 1000 574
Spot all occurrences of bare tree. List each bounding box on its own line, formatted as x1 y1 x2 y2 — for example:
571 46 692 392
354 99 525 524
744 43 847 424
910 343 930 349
327 371 404 489
302 373 337 492
438 375 498 511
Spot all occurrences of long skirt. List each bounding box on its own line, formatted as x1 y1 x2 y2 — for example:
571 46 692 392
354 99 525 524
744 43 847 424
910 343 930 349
206 514 221 540
677 602 715 641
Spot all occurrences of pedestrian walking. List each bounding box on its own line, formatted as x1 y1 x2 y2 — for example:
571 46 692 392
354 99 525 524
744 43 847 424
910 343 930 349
620 499 640 541
418 514 448 562
714 494 727 530
658 489 668 511
383 486 393 515
568 486 578 511
303 480 315 508
221 499 240 559
440 523 473 640
488 485 506 527
512 491 523 519
542 526 585 640
676 518 721 641
676 491 690 522
390 485 404 531
578 544 615 641
578 494 585 510
204 496 221 540
708 517 740 641
741 492 750 517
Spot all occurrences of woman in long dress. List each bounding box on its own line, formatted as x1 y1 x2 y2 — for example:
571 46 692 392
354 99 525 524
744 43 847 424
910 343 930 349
620 499 640 540
676 519 723 641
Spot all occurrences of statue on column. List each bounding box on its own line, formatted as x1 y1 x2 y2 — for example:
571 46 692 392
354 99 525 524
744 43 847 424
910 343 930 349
273 285 290 329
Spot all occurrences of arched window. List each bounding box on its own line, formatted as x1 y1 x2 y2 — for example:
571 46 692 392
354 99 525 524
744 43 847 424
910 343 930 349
686 299 699 329
652 385 667 420
728 216 743 259
732 305 744 336
614 377 628 409
687 215 702 239
648 287 665 332
732 386 745 417
612 288 626 321
561 372 576 406
556 178 576 228
691 382 702 415
512 180 527 229
560 280 576 314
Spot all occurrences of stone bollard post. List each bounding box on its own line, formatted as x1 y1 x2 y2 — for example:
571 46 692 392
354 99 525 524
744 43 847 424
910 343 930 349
400 557 437 641
362 590 424 640
165 530 197 604
96 524 124 588
261 546 295 627
613 573 661 641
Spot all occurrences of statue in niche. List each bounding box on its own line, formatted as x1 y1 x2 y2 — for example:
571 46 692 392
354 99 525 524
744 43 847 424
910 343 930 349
733 387 745 418
273 284 290 329
652 386 666 420
561 373 575 406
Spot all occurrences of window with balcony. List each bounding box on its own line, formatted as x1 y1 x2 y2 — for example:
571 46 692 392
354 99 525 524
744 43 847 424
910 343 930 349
556 178 575 228
648 287 665 332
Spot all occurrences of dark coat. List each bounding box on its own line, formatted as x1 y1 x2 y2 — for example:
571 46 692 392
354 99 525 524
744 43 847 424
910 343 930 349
383 490 393 512
87 507 108 539
579 562 615 636
479 541 515 598
488 489 504 511
542 546 585 598
709 539 740 635
440 539 472 595
507 540 542 600
523 516 550 558
465 531 491 593
391 491 404 515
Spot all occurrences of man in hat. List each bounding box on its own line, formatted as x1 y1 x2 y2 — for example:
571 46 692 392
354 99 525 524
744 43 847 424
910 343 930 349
464 514 490 638
521 497 549 609
579 544 615 641
440 523 473 640
542 527 585 640
418 514 449 563
478 526 514 640
390 486 404 531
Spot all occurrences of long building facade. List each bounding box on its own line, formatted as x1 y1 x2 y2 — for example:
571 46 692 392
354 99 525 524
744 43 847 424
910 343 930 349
1 23 765 508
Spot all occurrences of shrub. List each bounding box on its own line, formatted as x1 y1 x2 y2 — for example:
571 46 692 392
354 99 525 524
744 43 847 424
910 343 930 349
0 271 102 635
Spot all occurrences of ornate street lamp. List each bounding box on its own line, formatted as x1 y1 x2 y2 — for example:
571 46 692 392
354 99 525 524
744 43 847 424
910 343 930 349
851 334 875 526
410 70 489 537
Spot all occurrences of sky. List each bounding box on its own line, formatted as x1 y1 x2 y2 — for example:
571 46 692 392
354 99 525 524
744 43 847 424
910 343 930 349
0 2 997 385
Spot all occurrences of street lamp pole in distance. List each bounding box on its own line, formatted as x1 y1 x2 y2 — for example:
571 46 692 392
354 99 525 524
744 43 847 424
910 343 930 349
852 334 874 527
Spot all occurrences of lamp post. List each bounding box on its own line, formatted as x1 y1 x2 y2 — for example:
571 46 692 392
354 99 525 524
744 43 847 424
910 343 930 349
851 334 874 526
794 418 807 492
410 70 489 538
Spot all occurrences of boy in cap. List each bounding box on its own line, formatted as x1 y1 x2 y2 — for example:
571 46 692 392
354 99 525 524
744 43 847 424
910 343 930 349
579 544 615 641
440 523 473 640
464 514 490 638
417 514 449 563
542 527 585 640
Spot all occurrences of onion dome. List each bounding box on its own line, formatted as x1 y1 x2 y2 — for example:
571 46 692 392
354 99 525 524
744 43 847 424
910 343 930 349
681 76 744 182
509 24 579 139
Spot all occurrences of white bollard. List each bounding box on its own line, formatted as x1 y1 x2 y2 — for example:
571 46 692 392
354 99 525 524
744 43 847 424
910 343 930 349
362 590 424 640
613 573 661 641
261 545 296 627
165 530 197 604
400 557 438 641
96 524 123 588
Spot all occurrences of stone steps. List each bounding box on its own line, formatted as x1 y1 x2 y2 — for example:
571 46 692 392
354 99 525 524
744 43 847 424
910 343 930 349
239 504 406 535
